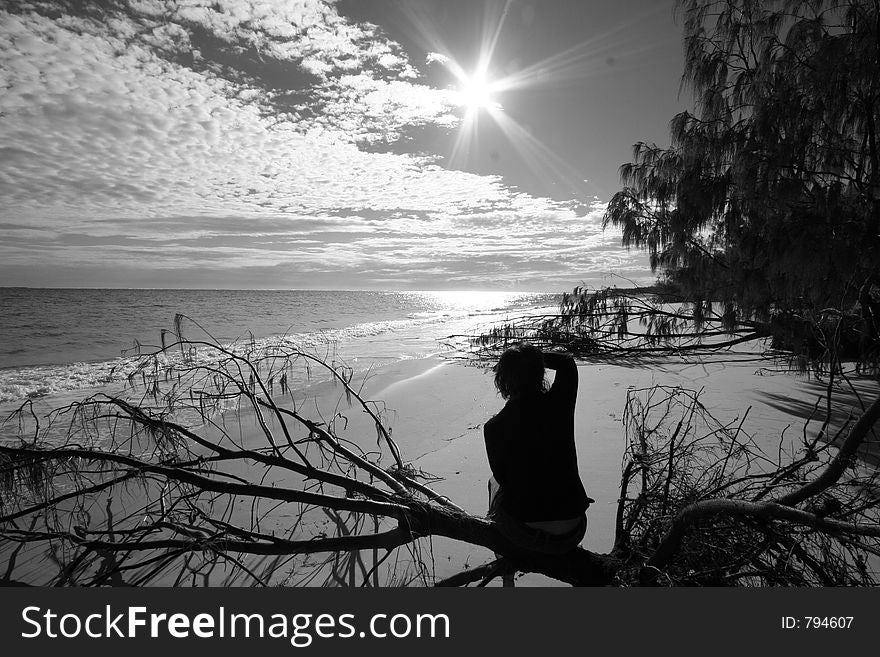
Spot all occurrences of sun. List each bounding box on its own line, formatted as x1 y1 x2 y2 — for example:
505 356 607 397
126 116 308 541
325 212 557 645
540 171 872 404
457 71 500 113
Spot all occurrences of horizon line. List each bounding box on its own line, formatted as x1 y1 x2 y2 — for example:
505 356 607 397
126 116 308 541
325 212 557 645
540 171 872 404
0 285 566 294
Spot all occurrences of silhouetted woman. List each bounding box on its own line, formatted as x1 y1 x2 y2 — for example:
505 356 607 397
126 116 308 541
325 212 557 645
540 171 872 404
484 343 591 559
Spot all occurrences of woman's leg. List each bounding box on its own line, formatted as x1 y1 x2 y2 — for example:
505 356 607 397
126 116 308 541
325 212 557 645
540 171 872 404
487 478 516 587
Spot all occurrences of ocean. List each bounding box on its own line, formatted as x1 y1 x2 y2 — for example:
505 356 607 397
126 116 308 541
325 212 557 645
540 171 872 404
0 288 559 412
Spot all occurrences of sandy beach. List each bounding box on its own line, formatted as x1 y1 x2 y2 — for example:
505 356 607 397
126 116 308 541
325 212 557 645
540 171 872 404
286 349 879 586
3 342 877 587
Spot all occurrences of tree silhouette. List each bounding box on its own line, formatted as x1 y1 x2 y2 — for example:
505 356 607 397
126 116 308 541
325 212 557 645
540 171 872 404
602 0 880 365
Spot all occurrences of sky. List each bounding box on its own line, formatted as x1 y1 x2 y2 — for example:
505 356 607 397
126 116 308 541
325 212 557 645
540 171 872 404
0 0 687 291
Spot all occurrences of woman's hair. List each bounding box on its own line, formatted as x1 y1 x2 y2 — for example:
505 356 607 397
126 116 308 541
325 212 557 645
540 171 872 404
493 342 546 399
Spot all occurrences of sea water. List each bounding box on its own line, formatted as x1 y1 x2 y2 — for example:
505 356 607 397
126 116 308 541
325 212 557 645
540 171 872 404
0 288 559 412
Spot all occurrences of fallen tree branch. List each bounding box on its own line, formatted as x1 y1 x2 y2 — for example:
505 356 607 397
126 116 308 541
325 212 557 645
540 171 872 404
648 497 880 572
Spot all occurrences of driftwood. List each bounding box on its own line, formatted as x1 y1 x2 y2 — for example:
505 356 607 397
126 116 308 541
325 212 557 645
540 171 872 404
1 316 879 586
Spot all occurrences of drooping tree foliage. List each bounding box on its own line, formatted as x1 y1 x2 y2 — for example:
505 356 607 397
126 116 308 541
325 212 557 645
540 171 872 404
604 0 880 364
477 0 880 368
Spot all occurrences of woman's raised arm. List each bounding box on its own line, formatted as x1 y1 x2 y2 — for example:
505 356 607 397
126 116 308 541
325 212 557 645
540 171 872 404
543 352 577 405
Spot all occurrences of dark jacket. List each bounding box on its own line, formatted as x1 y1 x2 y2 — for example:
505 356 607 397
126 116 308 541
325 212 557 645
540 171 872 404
483 353 590 522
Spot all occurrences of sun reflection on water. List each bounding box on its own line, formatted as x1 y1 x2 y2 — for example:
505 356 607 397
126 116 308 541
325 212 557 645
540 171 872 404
414 290 529 313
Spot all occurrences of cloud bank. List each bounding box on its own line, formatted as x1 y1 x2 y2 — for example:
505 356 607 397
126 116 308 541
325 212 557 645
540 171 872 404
0 0 649 290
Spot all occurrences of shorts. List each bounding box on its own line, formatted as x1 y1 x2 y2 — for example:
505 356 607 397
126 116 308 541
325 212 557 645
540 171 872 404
487 478 587 555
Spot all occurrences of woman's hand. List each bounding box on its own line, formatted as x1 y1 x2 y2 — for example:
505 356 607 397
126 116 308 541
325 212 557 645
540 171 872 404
542 351 573 370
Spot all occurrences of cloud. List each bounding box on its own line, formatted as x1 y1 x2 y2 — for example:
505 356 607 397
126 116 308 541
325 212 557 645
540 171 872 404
426 52 451 66
0 1 649 290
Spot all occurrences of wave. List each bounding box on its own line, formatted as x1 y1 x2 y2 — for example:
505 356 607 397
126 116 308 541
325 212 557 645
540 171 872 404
0 293 560 407
0 313 453 405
